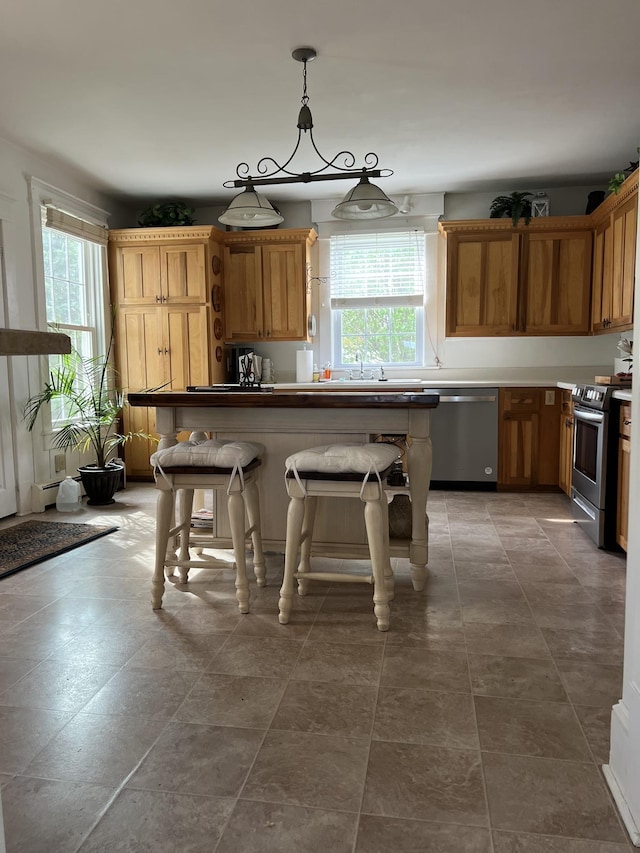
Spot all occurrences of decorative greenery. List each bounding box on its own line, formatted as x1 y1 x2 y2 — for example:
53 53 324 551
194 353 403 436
138 201 195 227
23 319 155 469
489 192 533 226
608 148 639 195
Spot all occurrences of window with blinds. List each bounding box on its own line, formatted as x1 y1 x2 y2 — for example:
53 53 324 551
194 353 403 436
329 231 425 368
41 206 107 424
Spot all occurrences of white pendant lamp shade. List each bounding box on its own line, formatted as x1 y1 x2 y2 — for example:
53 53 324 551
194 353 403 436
218 186 284 227
331 176 399 220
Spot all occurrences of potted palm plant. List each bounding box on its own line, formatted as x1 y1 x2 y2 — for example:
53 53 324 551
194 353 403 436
23 324 152 506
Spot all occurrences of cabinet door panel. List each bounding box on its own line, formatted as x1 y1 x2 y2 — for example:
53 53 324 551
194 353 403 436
261 243 306 340
500 412 538 488
164 306 210 390
610 196 636 329
446 234 519 335
161 244 206 303
223 245 263 341
617 436 630 551
116 246 161 304
525 231 592 334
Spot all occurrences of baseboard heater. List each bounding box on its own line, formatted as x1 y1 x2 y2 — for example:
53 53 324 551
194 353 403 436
31 476 85 513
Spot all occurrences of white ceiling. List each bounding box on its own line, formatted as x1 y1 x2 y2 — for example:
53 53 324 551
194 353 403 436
1 0 639 207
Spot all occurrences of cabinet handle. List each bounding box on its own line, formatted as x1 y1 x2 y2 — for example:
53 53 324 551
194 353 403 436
157 348 162 355
162 295 167 303
155 295 161 303
257 330 262 337
266 330 271 337
624 419 632 426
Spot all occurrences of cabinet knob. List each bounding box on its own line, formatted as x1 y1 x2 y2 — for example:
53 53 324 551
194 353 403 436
266 330 271 337
155 295 161 303
624 419 632 426
162 295 167 303
158 347 168 355
257 330 262 337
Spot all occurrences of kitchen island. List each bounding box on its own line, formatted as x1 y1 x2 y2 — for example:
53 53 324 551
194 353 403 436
128 389 439 593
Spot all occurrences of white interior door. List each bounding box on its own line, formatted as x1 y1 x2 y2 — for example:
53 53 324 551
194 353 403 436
0 246 18 518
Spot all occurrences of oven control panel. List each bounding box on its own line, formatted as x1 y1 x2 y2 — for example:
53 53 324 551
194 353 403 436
572 383 614 411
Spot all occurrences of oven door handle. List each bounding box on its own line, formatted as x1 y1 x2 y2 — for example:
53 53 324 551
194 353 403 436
573 408 605 424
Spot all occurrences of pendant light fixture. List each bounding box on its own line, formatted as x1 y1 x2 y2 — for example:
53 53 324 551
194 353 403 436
219 47 397 226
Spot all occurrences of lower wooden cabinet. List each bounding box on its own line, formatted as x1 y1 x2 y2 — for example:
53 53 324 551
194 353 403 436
617 403 632 551
498 388 561 490
558 390 574 496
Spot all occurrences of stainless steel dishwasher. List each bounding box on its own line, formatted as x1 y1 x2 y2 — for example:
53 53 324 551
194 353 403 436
423 387 499 488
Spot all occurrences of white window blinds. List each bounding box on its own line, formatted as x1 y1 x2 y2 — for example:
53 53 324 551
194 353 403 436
330 230 425 305
45 207 108 246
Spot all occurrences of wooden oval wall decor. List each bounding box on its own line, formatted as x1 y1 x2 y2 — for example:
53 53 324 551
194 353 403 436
211 284 222 312
213 317 223 340
211 255 221 276
215 345 223 362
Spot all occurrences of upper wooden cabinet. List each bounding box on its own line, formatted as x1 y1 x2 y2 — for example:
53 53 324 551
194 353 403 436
223 228 317 343
108 226 225 305
590 170 637 334
439 218 593 337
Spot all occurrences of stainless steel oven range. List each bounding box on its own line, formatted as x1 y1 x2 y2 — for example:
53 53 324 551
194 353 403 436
570 383 619 548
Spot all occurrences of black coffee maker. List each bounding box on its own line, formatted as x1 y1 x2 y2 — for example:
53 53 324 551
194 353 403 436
227 346 254 384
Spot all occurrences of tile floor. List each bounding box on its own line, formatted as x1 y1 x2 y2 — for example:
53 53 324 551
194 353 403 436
0 484 632 852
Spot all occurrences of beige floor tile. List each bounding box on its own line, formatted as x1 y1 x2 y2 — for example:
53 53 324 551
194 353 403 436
128 721 263 797
492 830 630 851
463 623 550 658
242 730 370 812
0 619 85 660
0 705 73 773
356 815 492 852
125 630 229 671
1 659 120 712
24 711 163 785
475 695 591 760
469 655 568 702
79 790 234 851
541 627 624 664
218 800 358 853
0 655 41 689
291 640 383 685
81 666 201 719
176 673 287 728
208 635 304 678
374 686 478 749
483 752 626 842
574 705 614 765
555 659 623 706
381 643 470 692
362 740 488 826
271 679 377 738
2 776 115 853
306 612 385 645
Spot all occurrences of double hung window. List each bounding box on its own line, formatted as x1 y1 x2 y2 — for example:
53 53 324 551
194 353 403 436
41 208 107 425
329 230 425 369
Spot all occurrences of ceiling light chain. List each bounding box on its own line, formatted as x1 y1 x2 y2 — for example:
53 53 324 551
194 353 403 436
218 47 398 227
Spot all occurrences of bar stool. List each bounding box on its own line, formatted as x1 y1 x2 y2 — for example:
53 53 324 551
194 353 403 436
278 443 400 631
150 437 265 613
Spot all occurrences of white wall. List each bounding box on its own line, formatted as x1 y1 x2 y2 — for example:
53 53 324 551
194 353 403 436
444 184 608 220
0 135 134 513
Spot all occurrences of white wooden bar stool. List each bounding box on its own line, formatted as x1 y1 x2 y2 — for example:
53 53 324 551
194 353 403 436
278 443 400 632
150 437 265 613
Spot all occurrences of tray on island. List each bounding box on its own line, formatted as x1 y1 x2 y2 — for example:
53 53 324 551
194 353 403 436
186 384 271 393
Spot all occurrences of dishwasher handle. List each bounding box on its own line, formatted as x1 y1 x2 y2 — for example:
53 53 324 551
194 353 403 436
434 394 497 403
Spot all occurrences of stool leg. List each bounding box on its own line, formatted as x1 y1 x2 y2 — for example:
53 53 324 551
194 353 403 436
364 493 391 632
152 488 175 609
279 495 305 624
244 479 266 588
381 496 394 602
297 495 318 595
228 490 250 614
177 488 194 583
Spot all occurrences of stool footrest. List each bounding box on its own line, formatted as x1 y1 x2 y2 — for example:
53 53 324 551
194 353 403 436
295 570 374 585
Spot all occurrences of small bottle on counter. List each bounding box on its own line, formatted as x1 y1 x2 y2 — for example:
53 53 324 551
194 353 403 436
312 363 320 382
323 362 332 380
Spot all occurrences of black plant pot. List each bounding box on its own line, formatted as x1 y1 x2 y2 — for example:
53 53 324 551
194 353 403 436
78 461 124 506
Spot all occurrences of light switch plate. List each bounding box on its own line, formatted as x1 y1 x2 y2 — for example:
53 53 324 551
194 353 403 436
545 390 556 405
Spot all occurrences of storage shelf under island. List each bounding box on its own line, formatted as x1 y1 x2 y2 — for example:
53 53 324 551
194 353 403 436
128 389 439 595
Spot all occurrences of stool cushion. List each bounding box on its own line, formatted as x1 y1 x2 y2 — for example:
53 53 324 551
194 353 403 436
151 439 263 470
285 443 399 475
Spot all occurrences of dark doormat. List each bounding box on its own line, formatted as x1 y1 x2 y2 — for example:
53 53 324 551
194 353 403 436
0 520 118 580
